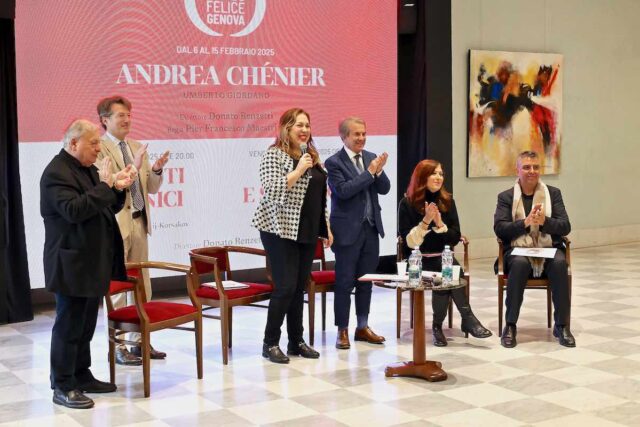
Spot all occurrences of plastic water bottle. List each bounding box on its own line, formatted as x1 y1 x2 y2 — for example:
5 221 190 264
408 247 422 288
441 245 453 286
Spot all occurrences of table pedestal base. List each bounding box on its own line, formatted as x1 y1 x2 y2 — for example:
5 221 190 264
385 361 447 382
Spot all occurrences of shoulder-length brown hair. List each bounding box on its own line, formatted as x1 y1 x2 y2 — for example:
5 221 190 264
405 159 452 213
271 108 320 165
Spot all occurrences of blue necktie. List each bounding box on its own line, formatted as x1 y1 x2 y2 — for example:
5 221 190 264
354 154 374 225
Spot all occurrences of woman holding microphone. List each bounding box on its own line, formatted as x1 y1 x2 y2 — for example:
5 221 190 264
252 108 332 363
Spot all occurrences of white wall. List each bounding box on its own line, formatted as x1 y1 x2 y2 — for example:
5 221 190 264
452 0 640 258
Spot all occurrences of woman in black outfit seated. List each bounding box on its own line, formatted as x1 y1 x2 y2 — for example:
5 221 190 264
252 108 332 363
398 159 491 346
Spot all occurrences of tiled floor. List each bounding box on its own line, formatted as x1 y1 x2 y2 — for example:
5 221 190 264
1 242 640 426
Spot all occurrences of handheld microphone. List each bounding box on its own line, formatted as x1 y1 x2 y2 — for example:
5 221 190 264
299 143 309 176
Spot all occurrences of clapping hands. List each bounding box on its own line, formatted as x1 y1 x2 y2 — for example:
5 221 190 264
114 164 135 190
152 150 170 172
99 157 135 190
367 152 389 175
98 157 115 187
133 144 148 171
423 202 445 228
525 203 545 227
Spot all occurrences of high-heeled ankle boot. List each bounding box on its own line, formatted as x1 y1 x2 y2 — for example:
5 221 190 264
459 307 492 338
432 323 447 346
451 288 492 338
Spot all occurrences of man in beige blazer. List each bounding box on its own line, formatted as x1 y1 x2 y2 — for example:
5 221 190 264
96 96 170 365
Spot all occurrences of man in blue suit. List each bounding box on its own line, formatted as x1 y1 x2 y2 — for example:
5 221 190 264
326 117 391 349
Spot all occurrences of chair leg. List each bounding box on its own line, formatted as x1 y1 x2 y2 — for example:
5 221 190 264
465 281 470 337
228 307 233 348
108 328 116 384
498 283 504 335
568 276 572 328
321 292 327 331
308 285 315 346
396 288 402 339
546 287 552 328
221 304 229 365
142 332 151 398
195 316 203 379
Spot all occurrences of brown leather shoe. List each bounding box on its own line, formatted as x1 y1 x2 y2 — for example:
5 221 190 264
131 345 167 360
354 326 386 344
335 329 350 349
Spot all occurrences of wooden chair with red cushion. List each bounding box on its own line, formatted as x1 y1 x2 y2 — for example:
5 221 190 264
306 238 336 346
106 262 202 398
497 237 572 333
189 246 273 365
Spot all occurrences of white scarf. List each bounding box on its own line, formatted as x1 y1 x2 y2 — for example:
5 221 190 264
511 179 553 277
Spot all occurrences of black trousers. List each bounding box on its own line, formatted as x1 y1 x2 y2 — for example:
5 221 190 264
505 250 570 325
260 231 316 346
50 293 101 391
423 257 468 324
432 287 469 324
333 223 379 328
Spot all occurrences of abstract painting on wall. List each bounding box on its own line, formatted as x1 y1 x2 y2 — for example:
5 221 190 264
467 50 563 177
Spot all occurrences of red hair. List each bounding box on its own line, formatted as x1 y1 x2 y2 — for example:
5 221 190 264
405 159 452 213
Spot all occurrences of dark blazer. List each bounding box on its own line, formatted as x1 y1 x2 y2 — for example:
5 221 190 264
494 184 571 257
40 149 127 297
325 148 390 247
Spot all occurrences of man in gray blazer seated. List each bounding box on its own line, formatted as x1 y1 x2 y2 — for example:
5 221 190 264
494 150 574 348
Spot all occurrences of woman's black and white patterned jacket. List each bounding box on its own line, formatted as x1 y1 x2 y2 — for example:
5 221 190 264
252 146 328 241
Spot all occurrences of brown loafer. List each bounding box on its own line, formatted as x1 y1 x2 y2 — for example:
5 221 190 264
354 326 386 344
131 345 167 360
335 329 350 349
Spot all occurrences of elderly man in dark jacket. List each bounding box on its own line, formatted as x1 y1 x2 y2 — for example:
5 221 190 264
41 119 133 409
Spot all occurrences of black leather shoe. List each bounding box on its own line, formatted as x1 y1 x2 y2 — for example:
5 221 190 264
432 324 447 347
288 341 320 359
77 378 117 393
131 345 167 360
553 324 576 347
501 324 517 348
262 344 290 364
52 388 94 409
461 315 493 339
115 347 142 366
